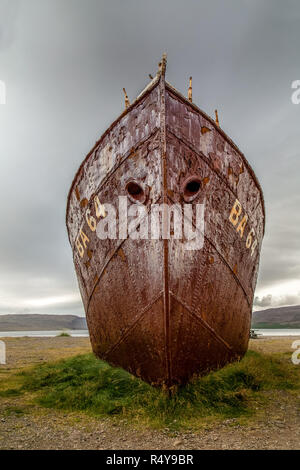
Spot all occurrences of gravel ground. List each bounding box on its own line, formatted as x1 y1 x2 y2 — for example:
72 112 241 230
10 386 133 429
0 336 299 450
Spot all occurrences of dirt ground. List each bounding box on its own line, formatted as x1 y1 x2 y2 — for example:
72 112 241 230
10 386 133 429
0 336 299 450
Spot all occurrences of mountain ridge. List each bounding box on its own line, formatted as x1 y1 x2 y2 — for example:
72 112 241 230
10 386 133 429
252 305 300 328
1 305 300 331
0 314 87 331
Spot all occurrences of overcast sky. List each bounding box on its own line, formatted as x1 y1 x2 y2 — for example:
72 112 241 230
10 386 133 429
0 0 299 316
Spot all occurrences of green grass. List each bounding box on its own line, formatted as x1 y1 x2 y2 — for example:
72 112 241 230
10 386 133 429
0 388 22 398
56 331 71 337
4 349 297 430
4 406 26 417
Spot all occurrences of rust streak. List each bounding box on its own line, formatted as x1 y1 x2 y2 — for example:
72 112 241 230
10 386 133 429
86 194 163 312
167 193 251 308
159 59 172 387
103 292 164 359
170 292 233 352
68 129 160 246
167 127 263 233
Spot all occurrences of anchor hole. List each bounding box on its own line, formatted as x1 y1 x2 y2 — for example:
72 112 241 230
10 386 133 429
126 181 145 203
182 177 201 202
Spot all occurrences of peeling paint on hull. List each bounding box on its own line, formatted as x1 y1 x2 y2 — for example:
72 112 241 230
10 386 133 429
66 72 265 387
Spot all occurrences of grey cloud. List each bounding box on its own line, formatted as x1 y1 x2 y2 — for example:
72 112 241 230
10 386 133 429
253 295 273 308
254 292 300 309
0 0 20 51
0 0 300 316
0 300 83 316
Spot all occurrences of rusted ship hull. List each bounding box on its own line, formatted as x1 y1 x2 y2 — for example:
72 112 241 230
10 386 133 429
66 65 265 387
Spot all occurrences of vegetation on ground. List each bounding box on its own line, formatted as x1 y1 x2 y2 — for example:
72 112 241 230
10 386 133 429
1 349 299 430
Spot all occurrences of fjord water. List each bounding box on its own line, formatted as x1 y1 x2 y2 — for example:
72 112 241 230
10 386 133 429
0 330 89 338
0 329 299 338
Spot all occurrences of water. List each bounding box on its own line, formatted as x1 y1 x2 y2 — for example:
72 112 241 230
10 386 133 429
253 329 300 337
0 329 89 338
0 329 299 338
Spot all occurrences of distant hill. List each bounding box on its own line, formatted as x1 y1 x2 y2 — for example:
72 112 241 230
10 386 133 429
0 314 87 331
2 306 299 331
252 305 300 328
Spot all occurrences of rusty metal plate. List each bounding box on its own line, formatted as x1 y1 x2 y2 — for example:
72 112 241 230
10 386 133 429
66 63 265 387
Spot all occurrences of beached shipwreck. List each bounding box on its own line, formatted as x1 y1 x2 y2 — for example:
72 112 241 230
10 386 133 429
66 55 265 387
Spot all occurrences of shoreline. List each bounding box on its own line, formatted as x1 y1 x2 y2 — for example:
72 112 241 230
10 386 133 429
1 330 300 339
0 336 299 450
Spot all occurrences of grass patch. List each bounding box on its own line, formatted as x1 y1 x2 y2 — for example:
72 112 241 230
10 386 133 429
56 332 71 337
4 406 26 417
11 349 299 430
0 388 22 397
